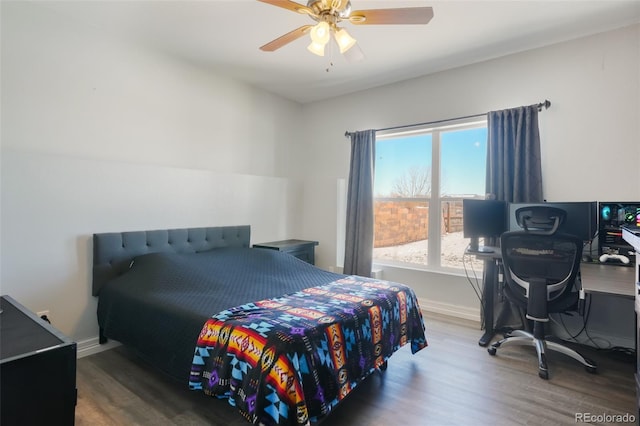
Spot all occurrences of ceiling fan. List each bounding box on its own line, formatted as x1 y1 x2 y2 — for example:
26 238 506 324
258 0 434 59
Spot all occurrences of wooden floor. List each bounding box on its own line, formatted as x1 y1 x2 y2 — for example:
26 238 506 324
75 313 636 425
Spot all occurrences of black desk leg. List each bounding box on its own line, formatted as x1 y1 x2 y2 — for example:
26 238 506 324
478 259 496 347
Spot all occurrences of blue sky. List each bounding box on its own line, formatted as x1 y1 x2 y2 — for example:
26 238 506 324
374 127 487 197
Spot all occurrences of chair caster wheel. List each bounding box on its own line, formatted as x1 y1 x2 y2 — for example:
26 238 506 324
538 370 549 380
487 347 497 356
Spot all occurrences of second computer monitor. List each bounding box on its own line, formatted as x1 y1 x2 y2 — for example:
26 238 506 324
508 201 597 241
463 198 508 252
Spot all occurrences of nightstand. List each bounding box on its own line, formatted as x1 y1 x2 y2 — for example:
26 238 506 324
1 295 77 425
253 239 319 265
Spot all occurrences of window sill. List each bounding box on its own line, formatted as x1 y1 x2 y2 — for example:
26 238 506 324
372 260 483 279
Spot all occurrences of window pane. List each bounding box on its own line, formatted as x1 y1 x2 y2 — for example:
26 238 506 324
372 123 488 272
441 127 487 271
374 135 432 198
441 128 487 197
373 135 431 265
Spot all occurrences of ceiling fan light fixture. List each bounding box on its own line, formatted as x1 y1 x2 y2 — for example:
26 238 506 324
309 21 331 45
259 1 434 62
307 41 326 56
342 41 365 62
334 27 357 53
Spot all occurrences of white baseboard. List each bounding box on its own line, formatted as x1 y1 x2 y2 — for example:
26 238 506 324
76 336 120 358
328 266 383 279
418 297 481 324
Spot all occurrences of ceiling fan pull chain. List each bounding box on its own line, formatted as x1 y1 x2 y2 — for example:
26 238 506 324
326 37 335 72
325 61 335 73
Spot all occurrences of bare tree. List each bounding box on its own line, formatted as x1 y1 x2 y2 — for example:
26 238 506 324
391 166 431 197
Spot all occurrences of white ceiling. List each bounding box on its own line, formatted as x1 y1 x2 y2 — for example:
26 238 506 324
38 0 640 103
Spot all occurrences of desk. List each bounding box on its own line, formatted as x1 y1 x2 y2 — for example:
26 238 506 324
470 247 635 346
580 263 635 298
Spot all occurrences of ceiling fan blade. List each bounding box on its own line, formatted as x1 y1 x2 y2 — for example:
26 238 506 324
260 25 313 52
257 0 314 16
349 7 434 25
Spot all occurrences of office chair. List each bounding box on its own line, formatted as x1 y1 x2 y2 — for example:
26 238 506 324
487 228 597 379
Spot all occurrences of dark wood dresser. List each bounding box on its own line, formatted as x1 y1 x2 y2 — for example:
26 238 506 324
0 295 77 425
253 239 319 265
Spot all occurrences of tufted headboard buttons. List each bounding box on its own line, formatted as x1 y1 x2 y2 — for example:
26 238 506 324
92 225 251 296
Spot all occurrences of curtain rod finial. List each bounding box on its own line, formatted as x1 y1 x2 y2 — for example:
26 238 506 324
537 100 551 111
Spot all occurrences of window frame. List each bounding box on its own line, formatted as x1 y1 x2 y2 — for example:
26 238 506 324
373 117 488 272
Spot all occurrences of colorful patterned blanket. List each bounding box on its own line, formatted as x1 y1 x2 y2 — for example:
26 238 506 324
189 275 428 425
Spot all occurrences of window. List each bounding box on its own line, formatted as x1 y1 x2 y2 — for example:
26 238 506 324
372 119 487 271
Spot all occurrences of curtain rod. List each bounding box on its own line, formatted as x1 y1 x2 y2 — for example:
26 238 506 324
344 99 551 138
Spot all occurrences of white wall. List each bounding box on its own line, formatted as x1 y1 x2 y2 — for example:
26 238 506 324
0 2 304 345
2 1 638 350
298 25 640 329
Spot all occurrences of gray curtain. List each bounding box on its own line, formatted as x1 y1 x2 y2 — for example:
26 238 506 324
343 130 376 277
486 104 543 203
485 104 544 332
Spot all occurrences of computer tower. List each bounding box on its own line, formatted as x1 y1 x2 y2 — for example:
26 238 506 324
598 201 640 265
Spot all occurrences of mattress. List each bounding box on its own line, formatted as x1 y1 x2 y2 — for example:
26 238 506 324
97 247 344 381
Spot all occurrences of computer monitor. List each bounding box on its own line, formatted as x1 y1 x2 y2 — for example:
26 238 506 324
463 199 508 253
508 201 597 242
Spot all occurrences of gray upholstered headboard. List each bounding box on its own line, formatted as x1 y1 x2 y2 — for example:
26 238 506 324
92 225 251 296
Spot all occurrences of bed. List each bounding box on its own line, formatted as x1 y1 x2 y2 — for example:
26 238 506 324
93 225 427 425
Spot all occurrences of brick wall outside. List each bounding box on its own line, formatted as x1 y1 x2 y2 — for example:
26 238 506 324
374 198 465 248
